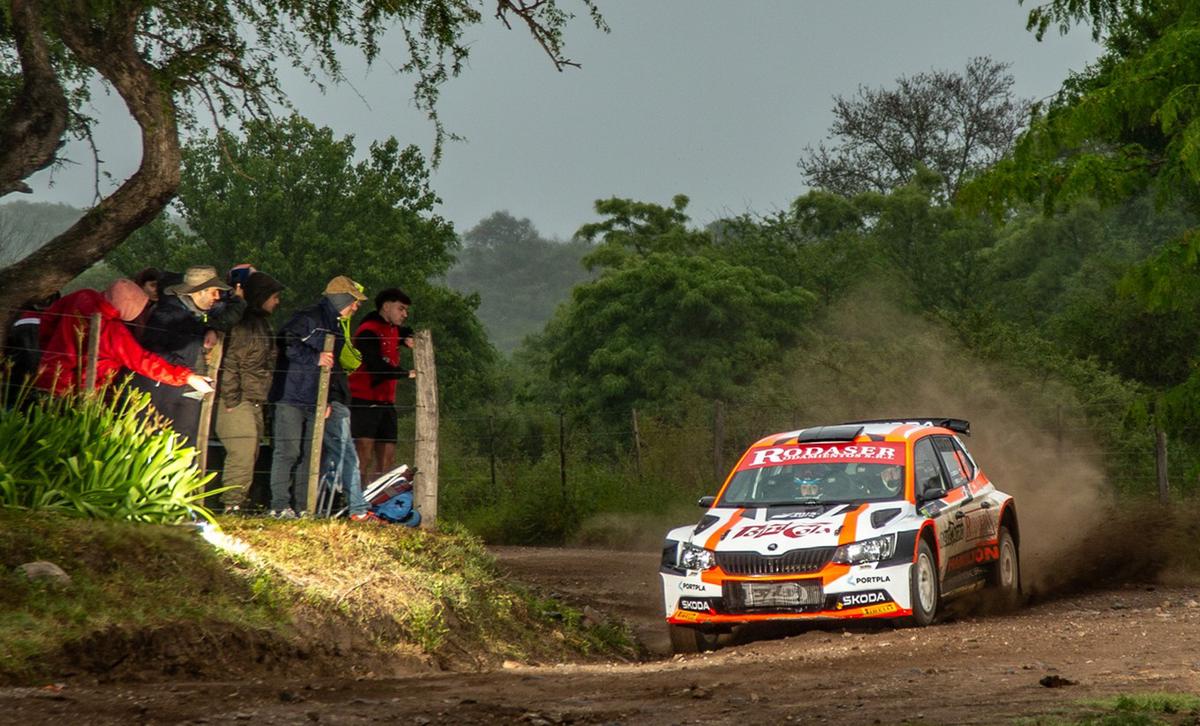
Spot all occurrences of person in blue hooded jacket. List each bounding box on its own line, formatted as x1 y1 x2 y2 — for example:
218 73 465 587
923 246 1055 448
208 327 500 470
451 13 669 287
267 275 367 518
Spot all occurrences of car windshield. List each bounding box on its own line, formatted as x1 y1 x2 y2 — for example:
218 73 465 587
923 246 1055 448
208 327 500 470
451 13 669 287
718 442 906 506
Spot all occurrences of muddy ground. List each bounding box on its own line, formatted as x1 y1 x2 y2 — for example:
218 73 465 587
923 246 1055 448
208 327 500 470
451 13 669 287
4 546 1200 725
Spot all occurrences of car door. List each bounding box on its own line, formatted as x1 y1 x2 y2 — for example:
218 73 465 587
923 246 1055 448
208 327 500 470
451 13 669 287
942 435 1000 565
913 436 972 575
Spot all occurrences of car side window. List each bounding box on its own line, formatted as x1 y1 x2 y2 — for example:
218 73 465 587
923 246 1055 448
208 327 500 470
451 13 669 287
913 438 949 499
951 437 976 481
933 436 970 489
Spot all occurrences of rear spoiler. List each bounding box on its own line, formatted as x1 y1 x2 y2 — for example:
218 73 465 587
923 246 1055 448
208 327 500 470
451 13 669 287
839 418 971 436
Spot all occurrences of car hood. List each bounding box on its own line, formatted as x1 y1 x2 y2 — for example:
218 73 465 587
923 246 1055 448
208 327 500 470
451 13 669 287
690 502 912 553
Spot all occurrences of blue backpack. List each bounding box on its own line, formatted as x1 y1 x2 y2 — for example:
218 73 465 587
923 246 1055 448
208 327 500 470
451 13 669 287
373 490 421 527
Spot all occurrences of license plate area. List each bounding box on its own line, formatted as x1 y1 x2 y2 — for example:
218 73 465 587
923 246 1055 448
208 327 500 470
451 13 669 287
725 579 822 612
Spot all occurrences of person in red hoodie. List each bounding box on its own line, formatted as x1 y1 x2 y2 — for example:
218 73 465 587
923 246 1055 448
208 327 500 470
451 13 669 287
35 279 213 397
348 288 416 484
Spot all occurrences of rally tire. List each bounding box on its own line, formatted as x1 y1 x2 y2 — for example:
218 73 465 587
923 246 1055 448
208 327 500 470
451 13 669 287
987 526 1020 610
668 624 719 654
909 538 939 627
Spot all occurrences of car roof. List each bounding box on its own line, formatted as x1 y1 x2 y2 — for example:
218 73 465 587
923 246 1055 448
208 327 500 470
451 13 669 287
749 418 970 448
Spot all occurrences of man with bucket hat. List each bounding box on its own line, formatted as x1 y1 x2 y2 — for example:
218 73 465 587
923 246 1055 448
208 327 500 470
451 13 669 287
268 275 370 519
135 265 246 447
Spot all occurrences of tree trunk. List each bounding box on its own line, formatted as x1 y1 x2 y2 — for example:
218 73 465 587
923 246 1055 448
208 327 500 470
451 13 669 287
0 3 181 349
0 0 70 198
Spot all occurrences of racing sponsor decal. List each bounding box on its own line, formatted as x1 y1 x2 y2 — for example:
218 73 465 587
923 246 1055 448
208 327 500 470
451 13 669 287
679 581 709 592
947 544 1000 571
846 573 892 585
861 602 900 616
963 513 997 541
834 590 893 609
678 598 715 613
732 522 836 539
920 500 946 518
741 443 903 470
941 518 965 546
768 508 830 520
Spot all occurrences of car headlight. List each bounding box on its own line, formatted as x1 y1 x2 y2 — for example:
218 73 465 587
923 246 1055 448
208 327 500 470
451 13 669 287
680 542 716 571
831 533 896 564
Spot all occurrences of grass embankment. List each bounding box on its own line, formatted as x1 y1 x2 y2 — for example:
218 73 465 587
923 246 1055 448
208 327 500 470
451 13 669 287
1026 693 1200 725
0 510 637 684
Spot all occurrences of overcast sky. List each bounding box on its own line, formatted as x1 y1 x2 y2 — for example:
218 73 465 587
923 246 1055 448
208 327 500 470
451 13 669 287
24 1 1100 242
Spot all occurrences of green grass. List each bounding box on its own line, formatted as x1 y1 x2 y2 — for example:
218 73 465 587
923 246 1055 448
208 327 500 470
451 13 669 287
1021 693 1200 725
0 509 289 681
0 510 638 683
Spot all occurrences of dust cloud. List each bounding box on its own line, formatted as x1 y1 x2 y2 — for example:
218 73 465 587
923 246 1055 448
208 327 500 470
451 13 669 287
574 286 1168 597
764 287 1127 596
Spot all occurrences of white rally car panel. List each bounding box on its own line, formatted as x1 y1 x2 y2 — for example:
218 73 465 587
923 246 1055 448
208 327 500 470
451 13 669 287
662 501 930 622
659 420 1018 636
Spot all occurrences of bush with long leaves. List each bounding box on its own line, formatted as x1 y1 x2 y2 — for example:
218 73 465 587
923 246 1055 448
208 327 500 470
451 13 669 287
0 384 220 523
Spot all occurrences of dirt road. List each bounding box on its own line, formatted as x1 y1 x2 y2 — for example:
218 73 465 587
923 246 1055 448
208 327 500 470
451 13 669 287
5 546 1200 725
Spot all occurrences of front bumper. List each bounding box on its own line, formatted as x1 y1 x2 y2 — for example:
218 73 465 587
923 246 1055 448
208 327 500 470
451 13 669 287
661 561 914 624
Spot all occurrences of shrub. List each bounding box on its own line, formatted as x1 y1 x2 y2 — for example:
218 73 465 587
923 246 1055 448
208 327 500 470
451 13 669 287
0 385 219 522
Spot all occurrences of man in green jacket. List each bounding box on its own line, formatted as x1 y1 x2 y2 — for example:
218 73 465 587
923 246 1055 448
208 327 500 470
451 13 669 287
215 271 284 513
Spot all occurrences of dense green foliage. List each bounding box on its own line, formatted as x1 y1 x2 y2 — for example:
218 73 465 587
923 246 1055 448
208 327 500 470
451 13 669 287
0 386 218 523
108 115 456 305
529 196 817 423
107 116 496 404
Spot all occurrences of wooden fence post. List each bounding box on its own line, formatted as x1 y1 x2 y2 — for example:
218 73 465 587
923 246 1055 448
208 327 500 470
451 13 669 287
305 334 334 516
84 313 101 391
631 407 643 482
488 414 497 491
1055 404 1063 456
558 410 568 511
413 329 439 529
1155 425 1169 505
196 332 224 474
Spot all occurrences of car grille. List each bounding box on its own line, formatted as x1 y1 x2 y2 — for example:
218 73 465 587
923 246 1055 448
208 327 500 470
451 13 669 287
715 547 835 576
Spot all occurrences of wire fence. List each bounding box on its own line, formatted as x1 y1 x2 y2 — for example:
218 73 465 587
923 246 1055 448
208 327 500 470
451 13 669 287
5 306 1196 517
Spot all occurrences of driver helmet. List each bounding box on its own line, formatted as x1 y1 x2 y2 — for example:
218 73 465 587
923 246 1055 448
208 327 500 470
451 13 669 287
879 464 902 494
793 467 823 497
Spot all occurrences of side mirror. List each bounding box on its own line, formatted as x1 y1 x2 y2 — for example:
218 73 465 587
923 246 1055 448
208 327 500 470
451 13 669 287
697 495 716 508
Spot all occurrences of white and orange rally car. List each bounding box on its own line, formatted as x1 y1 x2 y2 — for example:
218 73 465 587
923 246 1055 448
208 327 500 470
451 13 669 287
660 418 1019 653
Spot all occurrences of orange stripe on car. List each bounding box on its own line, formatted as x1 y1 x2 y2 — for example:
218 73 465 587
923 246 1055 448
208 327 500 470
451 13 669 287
819 503 867 585
701 508 745 585
704 508 745 551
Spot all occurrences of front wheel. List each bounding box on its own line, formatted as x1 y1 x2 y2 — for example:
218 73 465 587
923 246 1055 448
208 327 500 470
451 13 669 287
988 526 1021 610
908 539 939 626
668 624 720 654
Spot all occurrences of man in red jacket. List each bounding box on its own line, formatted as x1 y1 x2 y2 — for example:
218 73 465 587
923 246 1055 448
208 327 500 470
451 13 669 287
348 288 415 484
35 279 213 397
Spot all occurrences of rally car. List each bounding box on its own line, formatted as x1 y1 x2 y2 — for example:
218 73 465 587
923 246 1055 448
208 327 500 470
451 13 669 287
660 418 1019 653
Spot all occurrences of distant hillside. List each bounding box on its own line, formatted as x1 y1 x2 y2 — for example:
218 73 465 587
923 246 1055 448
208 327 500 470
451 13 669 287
0 201 84 267
446 211 594 355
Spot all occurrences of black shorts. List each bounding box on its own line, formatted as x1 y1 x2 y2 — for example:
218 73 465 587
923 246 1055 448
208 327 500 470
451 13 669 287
350 398 398 443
